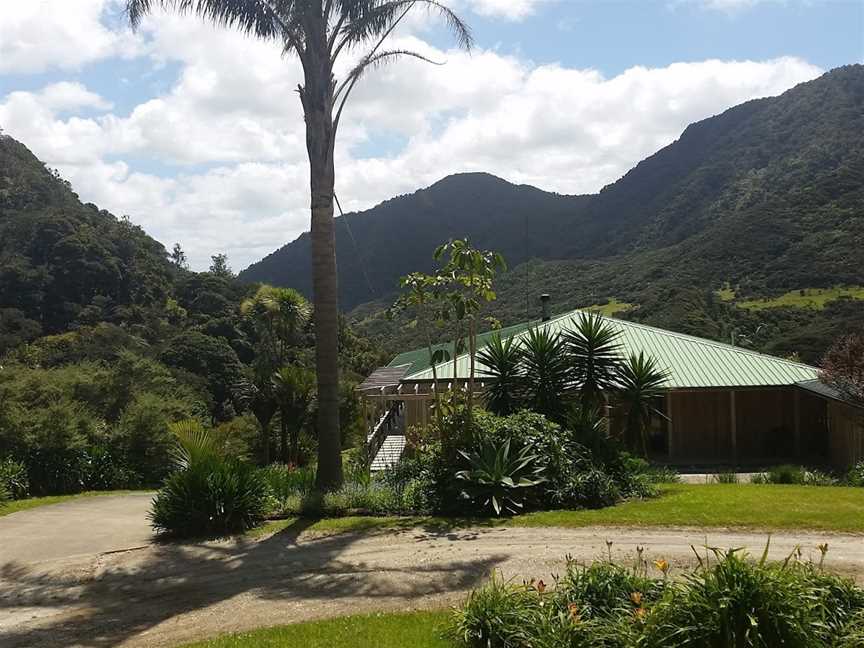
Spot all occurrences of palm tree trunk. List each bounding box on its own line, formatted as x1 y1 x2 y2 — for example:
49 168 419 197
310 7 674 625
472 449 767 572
280 414 289 464
302 36 343 490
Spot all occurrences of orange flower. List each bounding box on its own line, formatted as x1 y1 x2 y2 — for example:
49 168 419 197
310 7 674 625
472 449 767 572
630 591 643 606
634 607 647 621
654 559 670 574
568 602 580 623
536 579 546 594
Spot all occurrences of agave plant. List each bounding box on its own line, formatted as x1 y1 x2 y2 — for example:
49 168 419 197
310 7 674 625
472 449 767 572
455 437 546 516
477 332 525 415
564 312 623 409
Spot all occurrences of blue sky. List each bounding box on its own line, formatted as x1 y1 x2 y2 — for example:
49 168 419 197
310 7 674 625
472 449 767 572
0 0 861 269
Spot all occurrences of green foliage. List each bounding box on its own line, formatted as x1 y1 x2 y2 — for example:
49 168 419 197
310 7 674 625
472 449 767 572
0 457 29 499
453 548 864 648
767 464 807 485
476 333 524 415
565 312 623 408
521 327 571 422
150 421 269 537
616 353 670 456
455 437 547 516
644 549 864 647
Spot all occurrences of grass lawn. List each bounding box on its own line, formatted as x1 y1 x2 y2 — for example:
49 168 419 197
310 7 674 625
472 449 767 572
180 610 451 648
737 286 864 311
585 297 634 317
252 484 864 538
0 490 146 518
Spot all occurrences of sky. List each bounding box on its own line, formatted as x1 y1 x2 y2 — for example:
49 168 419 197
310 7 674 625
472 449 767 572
0 1 862 271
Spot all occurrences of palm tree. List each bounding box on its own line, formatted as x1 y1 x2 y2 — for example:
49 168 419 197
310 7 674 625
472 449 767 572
127 0 472 489
272 365 316 464
564 312 622 409
616 352 669 457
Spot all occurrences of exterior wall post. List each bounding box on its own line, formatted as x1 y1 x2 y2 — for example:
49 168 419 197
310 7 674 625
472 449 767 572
793 389 802 460
730 390 738 466
666 391 674 460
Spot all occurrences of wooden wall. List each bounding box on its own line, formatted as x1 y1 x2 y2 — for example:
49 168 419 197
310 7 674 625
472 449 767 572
668 390 733 463
828 402 864 468
668 388 829 466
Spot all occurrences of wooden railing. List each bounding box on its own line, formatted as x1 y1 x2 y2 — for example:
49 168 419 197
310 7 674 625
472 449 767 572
366 402 403 461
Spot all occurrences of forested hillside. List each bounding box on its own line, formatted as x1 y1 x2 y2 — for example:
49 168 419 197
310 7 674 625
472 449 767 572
0 133 385 496
242 65 864 362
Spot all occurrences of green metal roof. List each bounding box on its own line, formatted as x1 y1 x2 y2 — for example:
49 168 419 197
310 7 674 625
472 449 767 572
395 309 819 389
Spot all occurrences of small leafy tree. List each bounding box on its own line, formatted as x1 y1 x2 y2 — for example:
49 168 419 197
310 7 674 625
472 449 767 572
821 330 864 407
433 239 506 414
391 271 451 414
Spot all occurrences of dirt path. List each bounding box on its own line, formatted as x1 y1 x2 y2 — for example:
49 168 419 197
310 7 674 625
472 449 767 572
2 521 862 648
0 493 154 564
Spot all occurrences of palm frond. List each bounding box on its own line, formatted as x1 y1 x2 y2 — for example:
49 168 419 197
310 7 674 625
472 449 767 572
126 0 289 39
335 48 441 102
333 0 472 54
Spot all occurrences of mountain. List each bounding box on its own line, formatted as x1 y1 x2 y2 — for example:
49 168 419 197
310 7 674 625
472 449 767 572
240 65 864 361
241 172 589 308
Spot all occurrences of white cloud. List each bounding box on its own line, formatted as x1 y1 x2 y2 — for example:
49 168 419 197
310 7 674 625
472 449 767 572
0 7 823 272
0 0 140 74
465 0 548 20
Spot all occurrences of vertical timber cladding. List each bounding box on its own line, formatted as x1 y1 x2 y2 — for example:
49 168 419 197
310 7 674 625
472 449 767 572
828 402 864 467
668 390 734 463
735 389 797 462
669 387 822 465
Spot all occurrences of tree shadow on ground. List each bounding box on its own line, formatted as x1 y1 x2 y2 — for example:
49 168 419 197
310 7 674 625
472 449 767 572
0 518 505 647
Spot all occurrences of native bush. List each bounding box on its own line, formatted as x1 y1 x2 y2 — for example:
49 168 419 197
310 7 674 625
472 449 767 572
0 457 29 499
149 421 269 537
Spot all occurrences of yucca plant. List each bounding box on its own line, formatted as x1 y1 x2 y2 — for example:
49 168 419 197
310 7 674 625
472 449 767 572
616 352 669 457
565 312 623 409
477 332 525 415
521 327 571 422
455 437 546 516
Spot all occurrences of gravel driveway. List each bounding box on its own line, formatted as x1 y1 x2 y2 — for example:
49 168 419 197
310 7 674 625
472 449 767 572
2 497 863 648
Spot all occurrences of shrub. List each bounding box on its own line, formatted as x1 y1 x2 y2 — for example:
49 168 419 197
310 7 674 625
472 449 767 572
149 421 269 537
552 467 621 509
0 457 29 499
767 464 807 484
846 461 864 486
713 470 739 484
